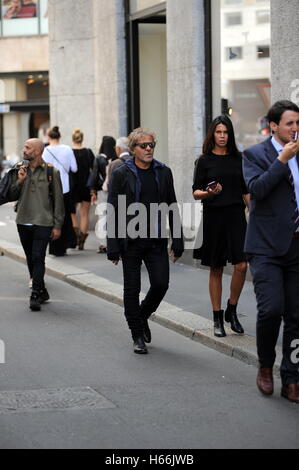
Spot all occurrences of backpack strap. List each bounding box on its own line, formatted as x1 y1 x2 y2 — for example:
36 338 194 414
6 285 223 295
46 163 54 207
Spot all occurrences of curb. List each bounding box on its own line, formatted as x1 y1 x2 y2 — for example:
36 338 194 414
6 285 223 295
0 240 281 374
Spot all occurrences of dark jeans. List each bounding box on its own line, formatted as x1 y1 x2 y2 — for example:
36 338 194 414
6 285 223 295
17 224 52 292
249 238 299 385
121 239 170 340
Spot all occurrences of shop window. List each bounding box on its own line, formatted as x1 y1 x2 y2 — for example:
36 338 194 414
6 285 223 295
212 0 271 149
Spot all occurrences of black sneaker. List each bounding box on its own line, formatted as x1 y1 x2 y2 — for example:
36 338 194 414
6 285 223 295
133 337 148 354
143 318 152 344
30 291 41 311
38 288 50 304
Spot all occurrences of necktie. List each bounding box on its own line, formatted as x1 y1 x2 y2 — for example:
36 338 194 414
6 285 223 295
288 166 299 232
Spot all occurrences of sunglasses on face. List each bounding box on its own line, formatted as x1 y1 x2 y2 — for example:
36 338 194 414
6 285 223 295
135 142 156 150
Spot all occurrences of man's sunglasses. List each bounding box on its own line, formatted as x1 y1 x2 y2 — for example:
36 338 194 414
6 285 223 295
134 142 156 150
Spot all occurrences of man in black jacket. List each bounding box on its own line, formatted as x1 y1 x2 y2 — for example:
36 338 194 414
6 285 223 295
107 128 184 354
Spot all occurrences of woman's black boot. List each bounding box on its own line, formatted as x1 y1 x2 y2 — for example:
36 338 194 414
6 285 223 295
213 310 226 337
224 300 244 334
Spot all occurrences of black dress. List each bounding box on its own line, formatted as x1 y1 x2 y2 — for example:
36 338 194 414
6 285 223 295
71 148 95 209
192 152 248 268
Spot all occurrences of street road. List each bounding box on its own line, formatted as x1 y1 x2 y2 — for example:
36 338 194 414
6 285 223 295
0 202 260 339
0 255 298 449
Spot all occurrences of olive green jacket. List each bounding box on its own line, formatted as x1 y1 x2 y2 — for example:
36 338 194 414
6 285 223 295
8 163 65 229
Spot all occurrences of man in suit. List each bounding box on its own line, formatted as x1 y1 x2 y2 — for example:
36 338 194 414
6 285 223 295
243 100 299 403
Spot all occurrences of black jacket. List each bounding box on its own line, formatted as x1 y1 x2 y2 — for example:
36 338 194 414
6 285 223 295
107 158 184 259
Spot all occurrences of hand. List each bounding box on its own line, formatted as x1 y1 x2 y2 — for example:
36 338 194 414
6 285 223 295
169 250 180 263
17 165 28 183
90 192 97 205
279 140 299 163
51 228 61 240
206 183 222 197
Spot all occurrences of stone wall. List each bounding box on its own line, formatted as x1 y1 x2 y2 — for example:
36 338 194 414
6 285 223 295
48 0 127 151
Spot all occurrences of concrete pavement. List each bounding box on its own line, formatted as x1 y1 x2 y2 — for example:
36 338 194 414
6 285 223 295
0 228 282 375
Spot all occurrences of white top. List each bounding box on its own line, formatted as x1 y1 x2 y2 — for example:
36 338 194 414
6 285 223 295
42 144 77 194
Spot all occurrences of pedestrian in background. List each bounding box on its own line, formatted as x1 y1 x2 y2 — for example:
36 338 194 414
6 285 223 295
71 128 95 250
91 135 117 254
107 128 184 354
193 115 250 338
42 125 78 256
8 138 64 311
243 100 299 403
107 136 131 181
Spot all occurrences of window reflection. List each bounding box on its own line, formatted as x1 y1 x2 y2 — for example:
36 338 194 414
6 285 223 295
1 0 48 35
216 0 271 149
129 0 165 14
2 0 36 19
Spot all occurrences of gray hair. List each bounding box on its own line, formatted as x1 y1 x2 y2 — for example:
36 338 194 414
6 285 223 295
116 136 130 151
128 127 157 151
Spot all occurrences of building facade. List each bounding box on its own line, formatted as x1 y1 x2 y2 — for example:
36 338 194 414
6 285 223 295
1 0 299 206
0 0 49 161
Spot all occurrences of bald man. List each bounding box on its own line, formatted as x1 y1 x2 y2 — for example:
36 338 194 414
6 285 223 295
8 139 65 311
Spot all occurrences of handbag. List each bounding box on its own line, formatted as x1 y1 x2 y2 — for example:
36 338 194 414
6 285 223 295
0 169 16 205
86 170 94 189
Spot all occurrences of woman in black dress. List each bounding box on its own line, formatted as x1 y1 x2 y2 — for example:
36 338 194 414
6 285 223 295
193 115 250 337
71 128 95 250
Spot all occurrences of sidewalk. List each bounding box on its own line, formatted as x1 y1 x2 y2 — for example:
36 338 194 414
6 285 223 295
0 230 282 374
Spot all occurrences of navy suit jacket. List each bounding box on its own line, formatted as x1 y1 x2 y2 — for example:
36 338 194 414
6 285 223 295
242 137 299 256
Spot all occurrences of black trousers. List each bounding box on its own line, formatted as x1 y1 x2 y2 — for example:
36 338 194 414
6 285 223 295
121 239 170 340
17 224 52 292
249 238 299 386
49 192 76 256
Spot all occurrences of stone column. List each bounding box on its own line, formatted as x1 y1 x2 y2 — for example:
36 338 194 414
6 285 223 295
271 0 299 105
166 0 206 204
48 0 127 151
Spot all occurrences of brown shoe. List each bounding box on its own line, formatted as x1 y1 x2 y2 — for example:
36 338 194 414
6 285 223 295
281 384 299 404
256 367 274 395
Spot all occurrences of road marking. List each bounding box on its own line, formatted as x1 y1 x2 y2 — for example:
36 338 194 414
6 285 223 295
0 222 7 226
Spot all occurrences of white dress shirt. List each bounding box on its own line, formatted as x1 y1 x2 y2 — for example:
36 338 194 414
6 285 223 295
271 136 299 211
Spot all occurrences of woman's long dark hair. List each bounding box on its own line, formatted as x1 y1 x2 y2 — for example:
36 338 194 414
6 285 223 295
202 115 239 155
99 136 117 161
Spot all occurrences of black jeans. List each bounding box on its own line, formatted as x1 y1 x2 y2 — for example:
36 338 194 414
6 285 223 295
121 239 170 340
17 224 52 292
249 238 299 385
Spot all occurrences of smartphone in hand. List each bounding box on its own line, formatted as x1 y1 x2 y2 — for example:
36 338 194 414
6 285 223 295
206 181 218 190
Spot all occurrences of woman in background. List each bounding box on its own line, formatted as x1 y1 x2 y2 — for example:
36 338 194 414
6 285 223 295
193 115 250 337
90 135 117 254
42 125 78 256
71 128 95 250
